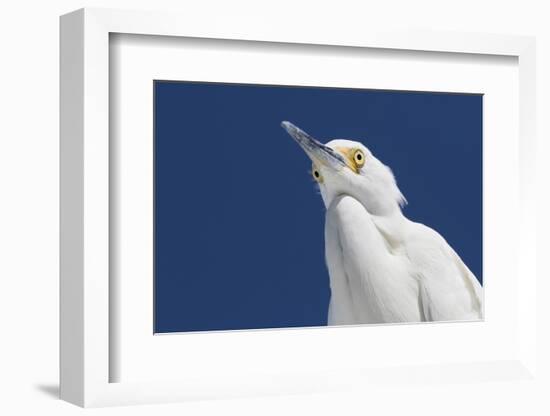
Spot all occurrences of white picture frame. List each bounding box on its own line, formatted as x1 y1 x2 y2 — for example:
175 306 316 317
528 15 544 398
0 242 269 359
60 7 537 407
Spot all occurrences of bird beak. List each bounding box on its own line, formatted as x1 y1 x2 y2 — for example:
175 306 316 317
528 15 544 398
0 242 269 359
281 121 346 171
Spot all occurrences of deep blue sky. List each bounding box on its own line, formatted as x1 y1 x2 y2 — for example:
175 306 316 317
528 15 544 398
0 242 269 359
154 81 482 333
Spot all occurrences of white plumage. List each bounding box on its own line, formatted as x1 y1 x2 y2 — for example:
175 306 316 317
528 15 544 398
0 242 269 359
282 121 483 325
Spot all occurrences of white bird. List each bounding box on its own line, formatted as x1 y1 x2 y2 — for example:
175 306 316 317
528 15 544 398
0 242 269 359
281 121 483 325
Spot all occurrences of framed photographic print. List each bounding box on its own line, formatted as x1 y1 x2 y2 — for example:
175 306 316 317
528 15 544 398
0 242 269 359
60 8 538 407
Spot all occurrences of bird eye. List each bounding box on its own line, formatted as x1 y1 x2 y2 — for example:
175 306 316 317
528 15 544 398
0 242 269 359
353 149 365 168
311 166 323 183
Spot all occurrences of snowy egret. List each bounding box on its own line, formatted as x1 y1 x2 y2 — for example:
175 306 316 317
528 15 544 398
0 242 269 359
281 121 483 324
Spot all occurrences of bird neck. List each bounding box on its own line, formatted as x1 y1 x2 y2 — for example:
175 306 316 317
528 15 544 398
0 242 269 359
370 209 410 249
354 180 407 217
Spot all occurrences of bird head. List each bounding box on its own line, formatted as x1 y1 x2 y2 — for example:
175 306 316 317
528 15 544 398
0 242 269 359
281 121 406 215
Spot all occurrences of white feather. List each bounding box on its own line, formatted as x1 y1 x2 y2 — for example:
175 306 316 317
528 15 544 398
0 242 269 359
326 194 482 324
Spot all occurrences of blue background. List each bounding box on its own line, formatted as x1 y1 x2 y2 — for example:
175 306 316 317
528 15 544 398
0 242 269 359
154 81 482 333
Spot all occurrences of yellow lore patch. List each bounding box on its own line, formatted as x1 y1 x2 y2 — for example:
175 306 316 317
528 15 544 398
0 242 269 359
334 147 365 174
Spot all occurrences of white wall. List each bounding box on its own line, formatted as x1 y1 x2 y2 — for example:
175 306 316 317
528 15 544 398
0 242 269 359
1 1 548 414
